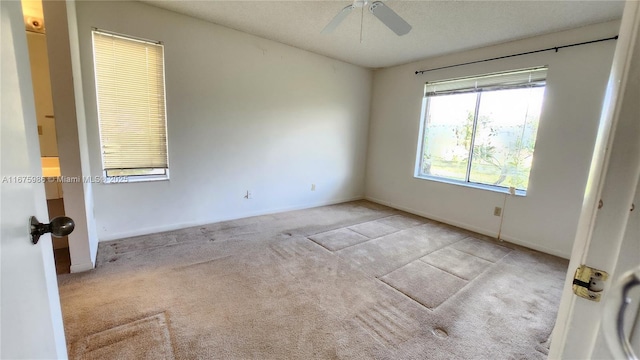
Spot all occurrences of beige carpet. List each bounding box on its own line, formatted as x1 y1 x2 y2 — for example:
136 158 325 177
73 313 174 360
58 200 568 359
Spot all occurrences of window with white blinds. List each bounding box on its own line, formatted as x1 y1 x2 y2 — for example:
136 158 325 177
92 30 169 179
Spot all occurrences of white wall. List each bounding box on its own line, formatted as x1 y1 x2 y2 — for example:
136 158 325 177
75 1 372 241
365 21 619 258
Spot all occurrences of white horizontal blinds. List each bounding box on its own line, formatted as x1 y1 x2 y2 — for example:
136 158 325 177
424 67 547 97
93 30 168 173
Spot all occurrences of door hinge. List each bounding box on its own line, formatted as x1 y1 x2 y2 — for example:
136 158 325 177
572 264 609 302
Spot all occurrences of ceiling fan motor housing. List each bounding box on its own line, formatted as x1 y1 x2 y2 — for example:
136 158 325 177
353 0 368 8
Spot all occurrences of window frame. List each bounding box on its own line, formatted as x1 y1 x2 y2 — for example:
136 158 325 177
91 29 170 184
414 68 547 196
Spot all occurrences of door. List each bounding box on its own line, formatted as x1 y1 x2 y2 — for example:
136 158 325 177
1 1 67 358
549 1 640 359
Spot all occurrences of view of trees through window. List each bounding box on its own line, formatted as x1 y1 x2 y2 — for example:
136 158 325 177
419 86 545 191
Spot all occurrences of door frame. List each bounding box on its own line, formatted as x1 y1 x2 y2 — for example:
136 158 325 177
549 1 640 358
41 0 98 273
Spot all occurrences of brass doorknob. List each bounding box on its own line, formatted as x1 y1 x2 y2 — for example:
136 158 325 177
30 216 75 244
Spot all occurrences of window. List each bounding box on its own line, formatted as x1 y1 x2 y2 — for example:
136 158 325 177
416 67 547 194
92 30 169 181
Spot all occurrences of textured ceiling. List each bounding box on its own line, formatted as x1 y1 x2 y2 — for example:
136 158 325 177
140 0 625 68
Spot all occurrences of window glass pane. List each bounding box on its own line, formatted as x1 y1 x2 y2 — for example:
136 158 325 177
421 93 478 181
469 87 545 190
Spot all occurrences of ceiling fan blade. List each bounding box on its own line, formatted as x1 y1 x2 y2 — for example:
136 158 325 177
369 1 411 36
321 5 355 34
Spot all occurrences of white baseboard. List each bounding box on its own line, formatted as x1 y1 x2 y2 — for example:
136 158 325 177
498 234 569 259
365 196 570 259
99 195 365 242
70 262 94 273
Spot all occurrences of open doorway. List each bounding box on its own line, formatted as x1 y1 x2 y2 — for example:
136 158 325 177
22 0 70 274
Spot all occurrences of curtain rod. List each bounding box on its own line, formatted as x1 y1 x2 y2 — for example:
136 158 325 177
415 35 618 75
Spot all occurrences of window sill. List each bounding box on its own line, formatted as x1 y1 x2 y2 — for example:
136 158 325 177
414 175 527 197
103 174 169 184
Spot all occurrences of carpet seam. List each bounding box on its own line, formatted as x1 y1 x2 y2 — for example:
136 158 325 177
418 247 493 281
403 261 499 310
376 277 433 311
304 214 399 237
371 236 468 279
419 261 504 306
417 258 474 282
450 236 513 263
336 222 466 257
305 237 336 254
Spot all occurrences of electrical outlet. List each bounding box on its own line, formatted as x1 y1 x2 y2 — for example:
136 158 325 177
244 190 252 199
494 207 502 217
311 184 316 191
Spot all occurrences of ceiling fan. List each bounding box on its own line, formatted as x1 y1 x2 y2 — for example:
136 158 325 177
322 0 412 36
